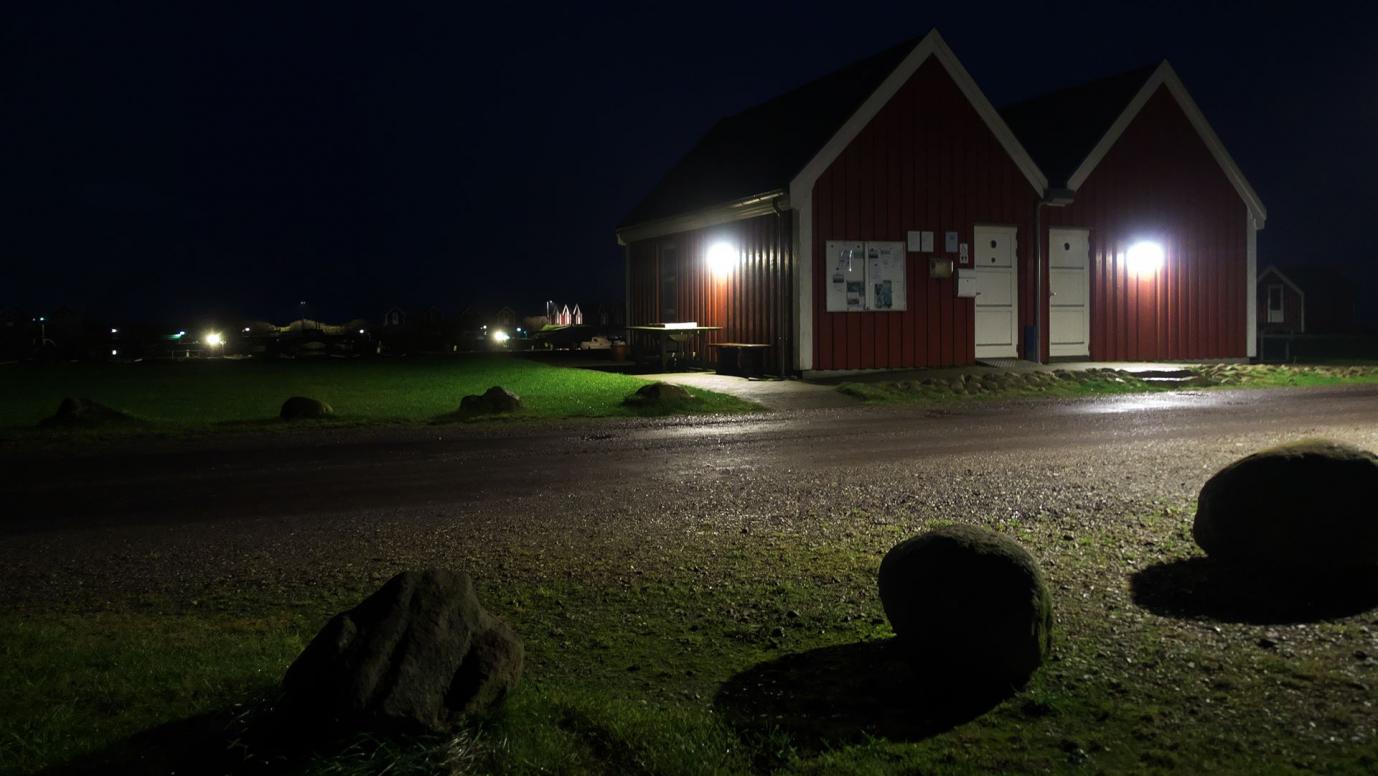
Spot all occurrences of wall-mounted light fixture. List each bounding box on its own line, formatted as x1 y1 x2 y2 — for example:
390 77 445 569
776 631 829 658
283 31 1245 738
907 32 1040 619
1126 240 1165 276
706 241 737 279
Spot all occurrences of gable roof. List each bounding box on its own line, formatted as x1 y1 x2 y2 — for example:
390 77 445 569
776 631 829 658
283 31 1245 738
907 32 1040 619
1261 265 1352 298
619 37 919 231
618 30 1046 241
1003 61 1267 226
1000 64 1158 190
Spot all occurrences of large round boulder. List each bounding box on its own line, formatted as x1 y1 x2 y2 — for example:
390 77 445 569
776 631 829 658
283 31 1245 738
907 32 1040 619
624 382 695 406
40 397 139 428
280 396 333 420
1193 440 1378 568
281 569 523 735
879 525 1052 687
458 385 522 416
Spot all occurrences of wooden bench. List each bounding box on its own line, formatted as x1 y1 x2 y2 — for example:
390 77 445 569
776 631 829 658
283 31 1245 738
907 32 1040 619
708 342 771 377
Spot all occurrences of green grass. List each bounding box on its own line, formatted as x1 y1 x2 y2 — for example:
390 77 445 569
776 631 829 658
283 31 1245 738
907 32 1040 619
5 513 1377 774
838 364 1378 405
0 356 760 436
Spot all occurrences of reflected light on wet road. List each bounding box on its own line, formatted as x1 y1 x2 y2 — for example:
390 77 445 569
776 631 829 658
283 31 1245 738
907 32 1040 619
1061 391 1225 415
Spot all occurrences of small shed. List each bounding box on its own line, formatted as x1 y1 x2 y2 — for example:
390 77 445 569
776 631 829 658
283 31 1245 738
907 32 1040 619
1256 266 1356 335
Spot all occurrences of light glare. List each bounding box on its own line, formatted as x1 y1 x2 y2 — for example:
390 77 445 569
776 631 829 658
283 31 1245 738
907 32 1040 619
205 331 224 347
491 329 511 344
1127 241 1164 276
707 241 736 278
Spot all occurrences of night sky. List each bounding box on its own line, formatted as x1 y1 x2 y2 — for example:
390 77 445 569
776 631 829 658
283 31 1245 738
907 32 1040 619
3 1 1375 326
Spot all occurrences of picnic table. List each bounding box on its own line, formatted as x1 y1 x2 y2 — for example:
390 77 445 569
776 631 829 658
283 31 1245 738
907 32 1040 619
628 325 723 371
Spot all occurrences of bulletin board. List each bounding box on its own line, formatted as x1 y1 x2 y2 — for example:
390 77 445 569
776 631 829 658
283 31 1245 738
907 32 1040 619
865 241 907 311
825 240 907 312
825 241 867 312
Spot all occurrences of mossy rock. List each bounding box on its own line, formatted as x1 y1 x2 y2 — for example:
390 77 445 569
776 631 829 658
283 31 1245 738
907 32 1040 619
1193 440 1378 568
459 386 522 416
280 396 334 420
878 524 1053 687
624 382 695 406
40 397 141 428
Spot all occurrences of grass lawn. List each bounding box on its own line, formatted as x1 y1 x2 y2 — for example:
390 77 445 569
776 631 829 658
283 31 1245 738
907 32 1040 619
0 356 759 435
4 509 1376 774
838 363 1378 405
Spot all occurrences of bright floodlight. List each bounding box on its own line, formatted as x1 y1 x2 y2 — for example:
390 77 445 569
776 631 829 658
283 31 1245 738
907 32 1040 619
205 331 224 347
491 329 511 344
1127 240 1164 275
707 241 737 278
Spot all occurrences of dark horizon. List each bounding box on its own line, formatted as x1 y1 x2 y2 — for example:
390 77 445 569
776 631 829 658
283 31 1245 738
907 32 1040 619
4 1 1376 326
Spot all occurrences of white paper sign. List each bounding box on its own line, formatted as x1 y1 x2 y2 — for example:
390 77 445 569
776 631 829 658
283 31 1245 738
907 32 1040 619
865 242 907 311
825 241 867 312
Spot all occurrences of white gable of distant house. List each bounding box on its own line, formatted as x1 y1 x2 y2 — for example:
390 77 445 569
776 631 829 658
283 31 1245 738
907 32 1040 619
571 304 583 325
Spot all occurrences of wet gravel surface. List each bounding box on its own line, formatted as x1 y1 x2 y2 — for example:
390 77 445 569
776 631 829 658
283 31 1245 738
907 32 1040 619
4 384 1378 611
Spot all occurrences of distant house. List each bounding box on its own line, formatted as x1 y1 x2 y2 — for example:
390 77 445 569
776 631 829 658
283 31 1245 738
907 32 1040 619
460 305 518 333
1257 266 1356 335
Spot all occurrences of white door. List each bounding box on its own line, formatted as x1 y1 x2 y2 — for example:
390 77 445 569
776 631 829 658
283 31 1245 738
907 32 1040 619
1048 228 1090 357
973 225 1018 359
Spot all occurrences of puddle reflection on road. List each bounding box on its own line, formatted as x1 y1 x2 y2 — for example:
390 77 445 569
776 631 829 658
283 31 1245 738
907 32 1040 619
1061 391 1224 415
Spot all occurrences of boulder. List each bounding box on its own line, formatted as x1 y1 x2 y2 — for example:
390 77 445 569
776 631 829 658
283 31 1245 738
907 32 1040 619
879 525 1053 687
281 569 523 735
280 396 333 420
40 397 139 428
459 386 522 416
624 382 695 405
1193 440 1378 568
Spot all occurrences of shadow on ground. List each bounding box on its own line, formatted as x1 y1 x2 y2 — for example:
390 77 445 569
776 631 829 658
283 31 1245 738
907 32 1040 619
36 704 448 775
715 638 1017 761
1131 558 1378 624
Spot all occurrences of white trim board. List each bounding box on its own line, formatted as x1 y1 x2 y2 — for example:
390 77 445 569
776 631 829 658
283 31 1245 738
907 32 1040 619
788 29 1046 206
1066 62 1268 228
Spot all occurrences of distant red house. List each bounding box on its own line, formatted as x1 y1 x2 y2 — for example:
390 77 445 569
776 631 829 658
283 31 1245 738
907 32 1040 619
616 29 1266 374
1257 266 1356 335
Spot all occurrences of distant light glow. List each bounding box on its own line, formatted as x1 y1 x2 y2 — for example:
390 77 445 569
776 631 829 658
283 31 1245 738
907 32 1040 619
111 349 118 356
359 329 366 334
1126 240 1164 276
205 331 224 347
707 241 737 278
491 329 511 344
243 327 251 333
110 328 118 334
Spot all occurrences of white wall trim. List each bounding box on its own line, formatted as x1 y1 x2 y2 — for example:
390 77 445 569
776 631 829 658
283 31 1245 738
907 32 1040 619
787 29 1046 208
795 190 813 370
1247 214 1259 356
1067 62 1268 228
616 190 788 245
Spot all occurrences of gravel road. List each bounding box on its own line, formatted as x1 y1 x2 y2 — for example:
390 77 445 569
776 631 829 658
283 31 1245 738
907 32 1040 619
5 384 1378 609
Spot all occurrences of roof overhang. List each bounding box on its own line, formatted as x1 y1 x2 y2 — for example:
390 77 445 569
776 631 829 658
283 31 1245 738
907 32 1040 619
789 29 1048 205
1065 61 1268 228
616 189 789 245
1258 266 1303 295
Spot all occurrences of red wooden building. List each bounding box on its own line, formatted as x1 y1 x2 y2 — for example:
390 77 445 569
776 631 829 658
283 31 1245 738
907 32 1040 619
616 30 1266 374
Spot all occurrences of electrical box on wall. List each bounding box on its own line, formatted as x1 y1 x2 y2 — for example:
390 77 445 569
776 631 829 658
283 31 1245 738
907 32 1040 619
955 268 979 298
929 257 954 279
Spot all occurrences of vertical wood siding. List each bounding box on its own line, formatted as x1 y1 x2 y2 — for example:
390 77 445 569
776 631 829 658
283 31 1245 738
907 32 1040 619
627 212 794 373
1044 87 1248 361
810 58 1039 370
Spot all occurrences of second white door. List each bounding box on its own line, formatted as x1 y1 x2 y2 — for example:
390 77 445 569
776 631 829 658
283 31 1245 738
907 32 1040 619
1048 228 1090 357
973 225 1018 359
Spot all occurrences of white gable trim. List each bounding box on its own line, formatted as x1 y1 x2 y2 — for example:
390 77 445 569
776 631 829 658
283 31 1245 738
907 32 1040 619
1066 62 1267 227
788 30 1046 204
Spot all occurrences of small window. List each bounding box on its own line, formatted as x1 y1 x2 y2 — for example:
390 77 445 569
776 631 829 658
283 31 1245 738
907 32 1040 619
1266 284 1284 323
